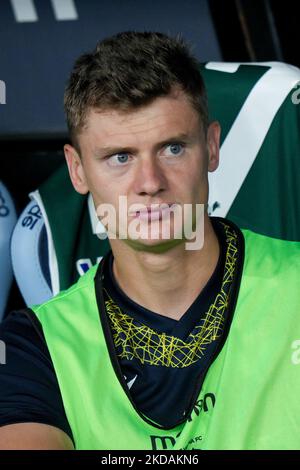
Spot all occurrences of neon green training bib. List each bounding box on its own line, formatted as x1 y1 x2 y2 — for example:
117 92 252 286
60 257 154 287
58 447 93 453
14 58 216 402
32 227 300 450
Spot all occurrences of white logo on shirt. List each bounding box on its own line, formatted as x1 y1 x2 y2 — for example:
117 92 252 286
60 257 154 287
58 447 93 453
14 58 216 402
124 375 138 389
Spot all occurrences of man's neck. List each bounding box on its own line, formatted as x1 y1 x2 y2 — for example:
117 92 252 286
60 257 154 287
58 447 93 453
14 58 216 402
109 218 220 321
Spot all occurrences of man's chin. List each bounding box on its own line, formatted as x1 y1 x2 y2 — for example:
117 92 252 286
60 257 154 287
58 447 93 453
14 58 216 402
123 236 184 254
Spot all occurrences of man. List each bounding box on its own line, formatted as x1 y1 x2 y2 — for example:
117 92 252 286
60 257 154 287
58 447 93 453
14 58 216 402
0 32 300 450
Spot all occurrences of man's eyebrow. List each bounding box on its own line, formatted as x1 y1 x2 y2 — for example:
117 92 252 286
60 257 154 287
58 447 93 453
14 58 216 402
153 133 194 149
93 133 194 157
93 145 136 158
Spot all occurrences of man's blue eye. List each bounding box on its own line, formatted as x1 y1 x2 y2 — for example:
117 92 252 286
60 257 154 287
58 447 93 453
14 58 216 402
116 154 129 163
166 143 183 155
109 153 129 165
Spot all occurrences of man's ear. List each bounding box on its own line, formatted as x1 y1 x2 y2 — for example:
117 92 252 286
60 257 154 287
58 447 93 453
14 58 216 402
64 144 89 195
206 121 221 173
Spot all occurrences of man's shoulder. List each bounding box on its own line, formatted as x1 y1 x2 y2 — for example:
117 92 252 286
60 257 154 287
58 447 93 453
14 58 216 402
242 226 300 252
241 227 300 277
32 263 99 317
215 217 300 278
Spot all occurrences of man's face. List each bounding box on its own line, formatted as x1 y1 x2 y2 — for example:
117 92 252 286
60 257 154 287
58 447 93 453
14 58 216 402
65 89 220 252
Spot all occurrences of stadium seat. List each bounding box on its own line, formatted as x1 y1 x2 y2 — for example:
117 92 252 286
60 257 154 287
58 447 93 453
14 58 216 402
11 61 300 307
11 164 109 307
0 181 17 321
204 62 300 240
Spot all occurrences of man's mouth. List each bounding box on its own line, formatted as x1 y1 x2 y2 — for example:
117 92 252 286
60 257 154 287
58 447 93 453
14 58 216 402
132 203 177 221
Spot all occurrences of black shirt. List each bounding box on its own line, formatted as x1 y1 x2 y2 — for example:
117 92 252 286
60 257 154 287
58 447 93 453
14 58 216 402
103 219 226 427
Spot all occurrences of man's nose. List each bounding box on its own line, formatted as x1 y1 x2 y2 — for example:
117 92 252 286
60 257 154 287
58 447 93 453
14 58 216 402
133 156 167 196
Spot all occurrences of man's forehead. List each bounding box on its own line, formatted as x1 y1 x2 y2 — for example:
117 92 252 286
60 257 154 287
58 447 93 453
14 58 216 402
86 96 199 137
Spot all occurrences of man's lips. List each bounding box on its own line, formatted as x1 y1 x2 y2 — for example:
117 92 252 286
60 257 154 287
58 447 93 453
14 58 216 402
130 203 177 221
